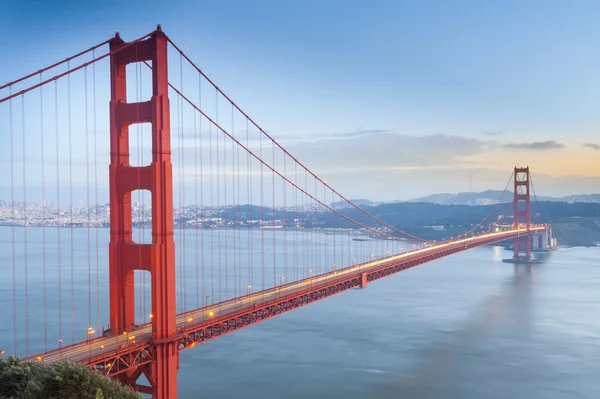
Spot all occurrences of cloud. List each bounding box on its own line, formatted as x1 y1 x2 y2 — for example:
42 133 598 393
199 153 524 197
583 143 600 151
285 131 488 172
482 131 504 136
279 129 393 144
340 129 393 137
502 140 565 150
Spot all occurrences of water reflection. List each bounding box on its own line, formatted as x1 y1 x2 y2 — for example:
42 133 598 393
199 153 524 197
372 263 539 398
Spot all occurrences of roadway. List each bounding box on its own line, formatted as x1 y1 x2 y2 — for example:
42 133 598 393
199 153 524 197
29 226 546 366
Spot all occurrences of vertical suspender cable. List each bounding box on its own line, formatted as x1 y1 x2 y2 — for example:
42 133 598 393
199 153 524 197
175 72 182 313
40 75 48 353
247 118 255 292
314 177 318 276
272 141 276 287
260 130 265 289
323 182 327 274
22 95 29 356
92 50 100 334
222 94 228 300
55 81 62 348
10 87 17 356
237 109 242 297
305 169 309 283
235 117 241 296
231 104 236 299
332 191 336 275
209 117 214 304
216 90 221 302
283 155 287 288
180 54 187 312
194 88 199 309
67 62 75 344
294 162 298 283
85 66 91 331
198 74 205 311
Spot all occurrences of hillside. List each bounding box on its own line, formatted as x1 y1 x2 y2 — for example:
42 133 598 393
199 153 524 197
338 201 600 246
406 191 600 206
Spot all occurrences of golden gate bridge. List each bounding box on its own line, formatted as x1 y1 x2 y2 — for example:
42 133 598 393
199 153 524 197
0 26 551 398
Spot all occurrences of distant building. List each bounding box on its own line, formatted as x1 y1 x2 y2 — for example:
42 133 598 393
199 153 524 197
476 198 500 205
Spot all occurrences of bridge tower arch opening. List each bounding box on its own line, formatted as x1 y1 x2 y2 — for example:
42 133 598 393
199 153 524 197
109 26 178 399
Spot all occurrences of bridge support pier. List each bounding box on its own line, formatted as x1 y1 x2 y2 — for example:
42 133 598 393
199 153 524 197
109 26 178 399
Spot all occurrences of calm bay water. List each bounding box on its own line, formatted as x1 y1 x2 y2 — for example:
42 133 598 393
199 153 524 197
1 226 599 398
178 246 600 399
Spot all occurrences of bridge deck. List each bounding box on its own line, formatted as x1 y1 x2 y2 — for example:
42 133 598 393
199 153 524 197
25 227 546 376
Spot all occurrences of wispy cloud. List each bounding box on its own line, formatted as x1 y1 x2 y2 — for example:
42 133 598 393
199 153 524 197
286 132 488 171
274 129 394 145
482 130 504 136
314 129 393 140
502 140 565 150
583 143 600 151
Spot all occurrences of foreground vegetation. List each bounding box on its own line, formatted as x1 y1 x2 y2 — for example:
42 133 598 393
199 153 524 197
0 357 140 399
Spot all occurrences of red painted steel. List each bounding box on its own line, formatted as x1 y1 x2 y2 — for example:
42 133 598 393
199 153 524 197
513 167 531 260
108 26 178 399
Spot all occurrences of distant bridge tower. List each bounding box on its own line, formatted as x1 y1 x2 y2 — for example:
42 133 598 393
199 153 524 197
512 166 531 261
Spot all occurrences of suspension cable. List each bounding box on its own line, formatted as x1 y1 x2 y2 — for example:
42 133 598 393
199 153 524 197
0 31 154 104
164 35 426 242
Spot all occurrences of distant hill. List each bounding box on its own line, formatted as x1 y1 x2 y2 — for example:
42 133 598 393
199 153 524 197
341 200 600 246
558 194 600 204
406 191 600 206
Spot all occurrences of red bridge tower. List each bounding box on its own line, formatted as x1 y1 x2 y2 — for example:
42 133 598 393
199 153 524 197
512 166 532 262
109 26 178 398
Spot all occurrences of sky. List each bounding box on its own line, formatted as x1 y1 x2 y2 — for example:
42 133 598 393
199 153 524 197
1 0 599 202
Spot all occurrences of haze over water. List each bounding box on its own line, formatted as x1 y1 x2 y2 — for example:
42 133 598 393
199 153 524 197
0 227 598 398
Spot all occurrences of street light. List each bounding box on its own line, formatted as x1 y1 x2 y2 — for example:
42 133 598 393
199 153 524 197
0 349 5 359
205 296 211 320
246 285 252 295
280 276 284 285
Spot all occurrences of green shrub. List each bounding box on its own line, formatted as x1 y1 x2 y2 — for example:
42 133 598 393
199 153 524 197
0 357 141 399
